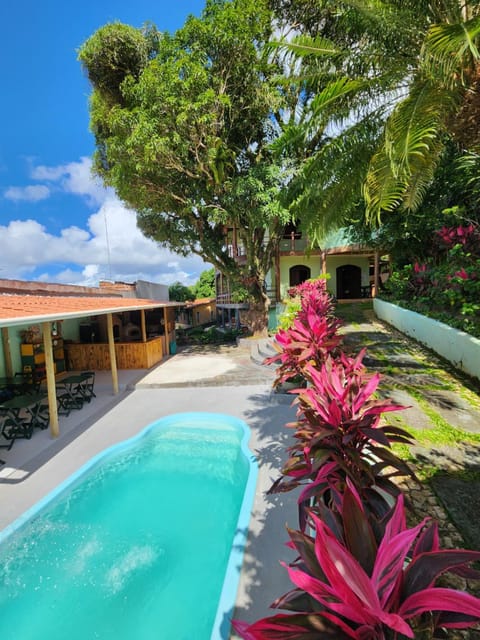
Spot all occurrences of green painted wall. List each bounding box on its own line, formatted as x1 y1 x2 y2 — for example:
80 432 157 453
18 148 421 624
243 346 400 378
0 325 25 377
0 318 83 378
61 318 81 342
277 254 370 301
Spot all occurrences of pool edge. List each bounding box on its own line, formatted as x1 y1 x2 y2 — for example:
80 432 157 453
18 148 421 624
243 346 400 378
211 415 258 640
0 412 259 640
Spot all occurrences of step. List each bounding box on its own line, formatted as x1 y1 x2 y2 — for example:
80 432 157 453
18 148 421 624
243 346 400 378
250 338 280 369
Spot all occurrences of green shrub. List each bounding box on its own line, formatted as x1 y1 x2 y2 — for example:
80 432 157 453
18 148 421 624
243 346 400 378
382 224 480 338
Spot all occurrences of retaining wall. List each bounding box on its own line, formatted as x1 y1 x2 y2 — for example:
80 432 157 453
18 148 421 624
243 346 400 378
373 298 480 381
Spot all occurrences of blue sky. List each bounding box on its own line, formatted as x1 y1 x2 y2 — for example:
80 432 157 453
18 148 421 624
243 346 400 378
0 0 209 287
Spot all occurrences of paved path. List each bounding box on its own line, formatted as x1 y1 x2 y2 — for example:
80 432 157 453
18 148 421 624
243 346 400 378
336 303 480 557
137 342 277 388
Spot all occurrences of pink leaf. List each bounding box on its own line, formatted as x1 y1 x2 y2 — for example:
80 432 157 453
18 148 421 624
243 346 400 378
399 587 480 621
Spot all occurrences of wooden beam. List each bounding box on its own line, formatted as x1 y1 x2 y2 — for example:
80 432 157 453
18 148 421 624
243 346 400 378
106 313 119 395
1 327 13 378
42 322 59 437
372 251 380 298
163 307 170 356
140 309 147 343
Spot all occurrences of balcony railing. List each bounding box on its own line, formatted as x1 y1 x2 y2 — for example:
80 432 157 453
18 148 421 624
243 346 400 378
216 287 277 306
226 244 247 264
278 233 309 254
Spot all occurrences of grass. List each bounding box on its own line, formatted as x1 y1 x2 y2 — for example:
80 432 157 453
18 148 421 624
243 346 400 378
338 302 480 485
335 300 373 323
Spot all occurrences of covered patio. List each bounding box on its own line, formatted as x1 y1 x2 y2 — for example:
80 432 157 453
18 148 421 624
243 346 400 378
0 294 181 442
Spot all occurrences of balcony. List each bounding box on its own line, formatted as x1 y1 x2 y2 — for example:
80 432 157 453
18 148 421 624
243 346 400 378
278 234 310 255
226 244 247 265
216 292 249 308
216 288 277 307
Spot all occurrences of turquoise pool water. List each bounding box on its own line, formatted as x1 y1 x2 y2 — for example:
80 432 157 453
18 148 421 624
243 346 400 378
0 413 257 640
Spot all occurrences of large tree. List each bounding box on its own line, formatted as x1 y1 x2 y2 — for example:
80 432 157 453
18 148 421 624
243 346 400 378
79 0 294 334
192 268 215 299
270 0 480 241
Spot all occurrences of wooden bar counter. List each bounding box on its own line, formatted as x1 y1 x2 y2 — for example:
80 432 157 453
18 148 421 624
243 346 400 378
64 337 164 370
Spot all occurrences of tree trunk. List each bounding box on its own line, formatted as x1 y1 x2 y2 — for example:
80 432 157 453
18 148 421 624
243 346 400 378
244 287 271 337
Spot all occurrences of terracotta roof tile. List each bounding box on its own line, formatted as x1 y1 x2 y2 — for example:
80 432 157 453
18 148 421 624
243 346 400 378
0 294 181 328
186 297 216 307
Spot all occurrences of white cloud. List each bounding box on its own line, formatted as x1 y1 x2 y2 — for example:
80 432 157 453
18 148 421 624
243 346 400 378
0 199 209 287
0 156 210 287
3 157 107 207
4 185 50 202
30 156 108 206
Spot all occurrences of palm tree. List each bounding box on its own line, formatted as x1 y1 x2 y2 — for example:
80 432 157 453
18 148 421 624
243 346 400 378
271 0 480 239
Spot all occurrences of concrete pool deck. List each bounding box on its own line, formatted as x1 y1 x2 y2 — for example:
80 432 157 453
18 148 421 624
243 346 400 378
0 344 298 635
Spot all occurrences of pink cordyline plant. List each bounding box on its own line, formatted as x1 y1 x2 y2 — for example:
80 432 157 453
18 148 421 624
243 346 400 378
288 278 337 323
266 279 342 387
269 351 415 528
436 224 478 250
233 492 480 639
266 308 343 388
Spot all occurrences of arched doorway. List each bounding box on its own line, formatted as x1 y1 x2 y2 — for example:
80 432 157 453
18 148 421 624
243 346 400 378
289 265 311 287
336 265 361 299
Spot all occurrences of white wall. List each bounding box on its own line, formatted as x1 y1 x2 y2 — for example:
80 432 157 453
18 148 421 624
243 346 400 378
135 280 169 301
374 298 480 381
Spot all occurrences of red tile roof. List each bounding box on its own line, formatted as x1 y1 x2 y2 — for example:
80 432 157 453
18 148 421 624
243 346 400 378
185 297 216 307
0 294 181 328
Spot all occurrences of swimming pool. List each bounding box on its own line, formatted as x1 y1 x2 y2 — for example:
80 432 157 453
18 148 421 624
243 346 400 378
0 412 258 640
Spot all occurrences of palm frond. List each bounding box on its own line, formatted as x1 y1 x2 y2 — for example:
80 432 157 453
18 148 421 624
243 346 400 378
267 35 341 61
422 17 480 86
384 79 455 176
308 78 369 120
400 140 444 213
286 116 382 237
363 147 408 223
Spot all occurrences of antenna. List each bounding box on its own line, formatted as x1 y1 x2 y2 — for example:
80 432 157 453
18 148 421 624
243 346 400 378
103 210 113 280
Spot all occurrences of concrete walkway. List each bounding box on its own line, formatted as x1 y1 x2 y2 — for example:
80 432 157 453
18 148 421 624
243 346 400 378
337 302 480 554
0 343 296 637
1 307 480 638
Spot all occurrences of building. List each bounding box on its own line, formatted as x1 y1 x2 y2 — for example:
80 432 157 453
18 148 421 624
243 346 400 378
0 278 183 438
215 224 389 329
176 298 216 329
0 278 181 380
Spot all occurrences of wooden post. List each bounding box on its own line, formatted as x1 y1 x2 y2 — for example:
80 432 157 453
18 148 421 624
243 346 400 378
275 247 281 302
163 307 170 355
372 251 380 298
321 251 327 276
106 313 119 394
42 322 59 437
140 310 147 343
232 224 238 258
1 328 13 378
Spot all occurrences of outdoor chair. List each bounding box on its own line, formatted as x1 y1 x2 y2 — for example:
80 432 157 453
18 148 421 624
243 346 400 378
0 414 21 450
79 371 96 403
0 392 47 446
14 372 41 395
56 379 84 416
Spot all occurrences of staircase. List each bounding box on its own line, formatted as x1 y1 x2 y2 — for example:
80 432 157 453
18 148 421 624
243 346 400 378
247 337 280 370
